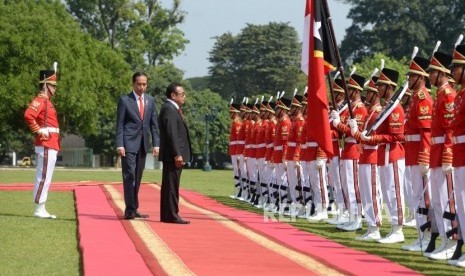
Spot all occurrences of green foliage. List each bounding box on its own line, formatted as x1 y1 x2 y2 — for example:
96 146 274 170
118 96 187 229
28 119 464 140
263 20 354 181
65 0 189 68
208 22 303 100
182 89 230 162
0 0 131 162
352 52 409 81
339 0 465 65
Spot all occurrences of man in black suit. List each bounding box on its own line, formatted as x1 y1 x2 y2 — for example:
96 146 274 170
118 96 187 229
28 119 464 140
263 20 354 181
116 72 160 220
158 82 192 224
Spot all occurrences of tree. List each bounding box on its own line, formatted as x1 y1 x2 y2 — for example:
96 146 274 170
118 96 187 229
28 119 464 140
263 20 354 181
208 22 304 100
0 0 131 164
65 0 188 68
339 0 465 64
181 89 230 167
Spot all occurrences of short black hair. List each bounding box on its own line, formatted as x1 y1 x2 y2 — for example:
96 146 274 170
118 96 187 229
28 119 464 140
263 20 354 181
165 82 183 99
132 72 148 83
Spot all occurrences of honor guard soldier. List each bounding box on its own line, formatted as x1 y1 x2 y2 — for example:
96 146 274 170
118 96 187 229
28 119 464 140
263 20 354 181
272 97 292 212
228 101 243 198
331 73 367 231
449 44 465 266
401 56 434 251
285 94 305 214
424 51 457 259
297 94 313 218
24 65 60 219
245 103 259 203
254 100 268 207
236 102 248 200
349 74 383 241
327 78 349 225
264 100 277 210
361 68 406 244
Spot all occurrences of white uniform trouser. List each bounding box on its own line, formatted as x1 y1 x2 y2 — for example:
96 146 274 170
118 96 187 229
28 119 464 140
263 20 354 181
231 155 240 190
431 167 454 237
454 166 465 240
329 156 344 210
359 164 381 227
300 160 311 203
408 165 433 232
262 162 275 200
238 155 247 191
257 158 266 196
379 159 405 226
308 160 328 211
246 157 258 185
275 163 288 200
404 165 416 217
340 159 360 216
33 146 58 204
286 161 301 203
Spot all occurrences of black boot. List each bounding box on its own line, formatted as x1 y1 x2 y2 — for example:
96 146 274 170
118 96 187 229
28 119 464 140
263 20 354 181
450 239 464 260
424 232 439 253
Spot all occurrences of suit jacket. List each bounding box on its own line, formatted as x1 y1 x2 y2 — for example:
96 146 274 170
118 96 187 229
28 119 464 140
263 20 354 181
158 100 192 163
116 92 160 153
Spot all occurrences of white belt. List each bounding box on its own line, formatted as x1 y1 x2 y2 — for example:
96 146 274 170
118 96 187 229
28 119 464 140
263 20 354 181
245 145 251 149
405 134 420 142
432 136 445 145
237 140 245 145
307 142 318 147
332 138 338 142
301 145 308 149
288 142 297 147
274 146 283 151
363 145 378 150
46 127 60 133
229 141 239 145
266 143 274 148
257 143 266 148
453 135 465 144
345 137 356 143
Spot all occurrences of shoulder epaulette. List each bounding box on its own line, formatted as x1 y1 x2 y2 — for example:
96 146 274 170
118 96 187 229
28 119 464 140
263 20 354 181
418 90 426 100
445 88 451 95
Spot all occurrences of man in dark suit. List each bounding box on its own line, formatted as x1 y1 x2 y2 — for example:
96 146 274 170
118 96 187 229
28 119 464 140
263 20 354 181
116 72 160 220
158 82 192 224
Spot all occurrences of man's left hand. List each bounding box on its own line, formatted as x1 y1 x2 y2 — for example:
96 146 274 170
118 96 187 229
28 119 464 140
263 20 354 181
153 147 159 157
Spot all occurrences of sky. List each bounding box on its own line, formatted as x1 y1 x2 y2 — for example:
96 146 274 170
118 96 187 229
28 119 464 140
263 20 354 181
160 0 352 78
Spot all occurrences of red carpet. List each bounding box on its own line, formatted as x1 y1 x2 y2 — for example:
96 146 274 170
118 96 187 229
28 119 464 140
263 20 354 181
3 182 421 275
75 186 153 276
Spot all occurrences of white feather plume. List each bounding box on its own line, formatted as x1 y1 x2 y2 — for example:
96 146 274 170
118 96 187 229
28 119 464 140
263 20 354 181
349 66 356 76
230 98 234 105
303 86 308 94
293 88 298 96
433 41 441 54
455 34 464 47
380 59 385 71
268 96 273 102
411 46 419 60
53 62 58 73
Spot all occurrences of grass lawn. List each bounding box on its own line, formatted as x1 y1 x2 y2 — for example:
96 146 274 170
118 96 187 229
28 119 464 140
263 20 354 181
0 167 463 275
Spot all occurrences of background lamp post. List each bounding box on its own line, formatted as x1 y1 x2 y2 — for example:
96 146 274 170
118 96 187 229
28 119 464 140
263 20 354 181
203 107 218 171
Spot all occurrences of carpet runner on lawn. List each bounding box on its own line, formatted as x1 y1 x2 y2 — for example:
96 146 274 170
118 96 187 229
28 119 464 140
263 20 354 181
75 183 418 276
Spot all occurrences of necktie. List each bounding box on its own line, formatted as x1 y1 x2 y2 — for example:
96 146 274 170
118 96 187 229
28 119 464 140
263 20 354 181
178 108 185 122
139 96 144 119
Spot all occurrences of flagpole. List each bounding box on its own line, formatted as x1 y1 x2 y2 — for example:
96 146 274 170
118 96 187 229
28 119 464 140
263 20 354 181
326 73 336 108
321 0 353 119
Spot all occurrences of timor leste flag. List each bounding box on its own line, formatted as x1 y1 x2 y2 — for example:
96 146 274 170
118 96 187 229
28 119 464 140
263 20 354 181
301 0 337 157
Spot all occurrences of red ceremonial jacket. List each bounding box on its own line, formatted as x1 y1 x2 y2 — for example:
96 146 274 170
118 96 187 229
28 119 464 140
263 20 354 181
337 100 367 160
272 115 291 163
24 94 60 151
404 87 433 166
285 115 305 161
430 83 455 168
265 118 276 161
452 88 465 167
228 118 242 156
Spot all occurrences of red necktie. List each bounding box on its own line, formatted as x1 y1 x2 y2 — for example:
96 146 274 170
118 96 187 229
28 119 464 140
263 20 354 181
139 96 144 119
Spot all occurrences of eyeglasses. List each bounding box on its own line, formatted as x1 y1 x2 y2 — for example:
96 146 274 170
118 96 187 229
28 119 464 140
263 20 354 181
175 92 186 97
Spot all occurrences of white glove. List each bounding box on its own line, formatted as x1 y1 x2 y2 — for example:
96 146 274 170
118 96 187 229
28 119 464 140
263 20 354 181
442 163 453 174
419 164 429 176
348 118 358 136
360 130 371 142
330 110 340 127
37 128 50 139
315 158 327 169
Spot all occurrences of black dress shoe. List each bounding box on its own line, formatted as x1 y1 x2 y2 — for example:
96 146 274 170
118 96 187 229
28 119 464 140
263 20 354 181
162 219 190 224
135 211 149 219
124 213 135 220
